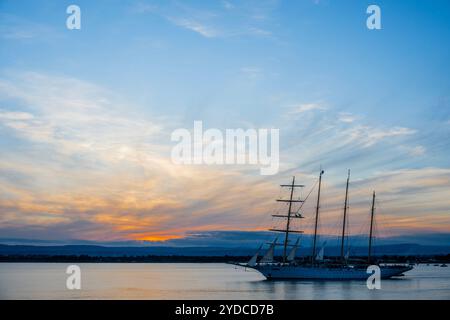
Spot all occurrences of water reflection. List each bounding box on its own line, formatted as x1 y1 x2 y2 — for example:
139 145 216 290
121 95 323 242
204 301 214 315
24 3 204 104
0 263 448 299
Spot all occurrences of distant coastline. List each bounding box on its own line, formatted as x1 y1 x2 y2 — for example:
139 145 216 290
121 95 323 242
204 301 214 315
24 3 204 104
1 254 449 263
1 241 449 263
1 242 449 255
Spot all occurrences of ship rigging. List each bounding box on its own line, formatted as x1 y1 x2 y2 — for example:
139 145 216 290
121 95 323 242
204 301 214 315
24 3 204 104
236 170 413 280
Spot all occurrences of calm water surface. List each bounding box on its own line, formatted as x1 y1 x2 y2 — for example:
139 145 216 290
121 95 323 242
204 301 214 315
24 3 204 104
0 263 449 299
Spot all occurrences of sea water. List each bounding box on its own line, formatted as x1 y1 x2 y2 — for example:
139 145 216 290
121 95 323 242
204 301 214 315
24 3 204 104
0 263 449 299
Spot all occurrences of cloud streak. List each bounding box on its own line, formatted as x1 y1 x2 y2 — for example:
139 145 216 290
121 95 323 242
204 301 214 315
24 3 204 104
168 17 218 38
0 72 279 241
132 0 276 39
0 72 449 242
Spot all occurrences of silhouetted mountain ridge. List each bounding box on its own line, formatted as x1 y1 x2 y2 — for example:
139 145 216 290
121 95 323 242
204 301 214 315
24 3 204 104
0 243 448 256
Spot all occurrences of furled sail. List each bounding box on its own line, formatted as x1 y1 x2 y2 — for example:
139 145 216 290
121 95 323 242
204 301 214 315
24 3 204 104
287 238 300 262
260 238 278 263
247 245 262 267
344 250 350 260
315 241 327 261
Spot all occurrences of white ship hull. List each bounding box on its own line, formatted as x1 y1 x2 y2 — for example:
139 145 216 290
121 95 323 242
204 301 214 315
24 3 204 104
253 264 413 280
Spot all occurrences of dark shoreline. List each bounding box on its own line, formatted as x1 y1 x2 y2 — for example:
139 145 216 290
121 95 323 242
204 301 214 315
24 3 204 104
1 254 449 263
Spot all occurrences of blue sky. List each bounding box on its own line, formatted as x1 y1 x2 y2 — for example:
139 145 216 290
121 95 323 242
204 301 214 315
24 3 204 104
0 0 449 243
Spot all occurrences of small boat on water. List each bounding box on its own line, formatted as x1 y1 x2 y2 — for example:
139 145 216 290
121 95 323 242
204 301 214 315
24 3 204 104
441 264 448 267
232 170 413 280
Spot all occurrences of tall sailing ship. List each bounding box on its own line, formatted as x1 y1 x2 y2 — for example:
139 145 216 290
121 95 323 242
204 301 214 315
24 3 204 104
239 170 413 280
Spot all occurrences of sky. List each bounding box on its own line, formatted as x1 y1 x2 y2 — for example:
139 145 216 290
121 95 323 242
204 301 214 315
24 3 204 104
0 0 449 245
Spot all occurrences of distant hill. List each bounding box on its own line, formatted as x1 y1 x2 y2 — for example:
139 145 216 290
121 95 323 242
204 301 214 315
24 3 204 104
0 231 449 257
0 243 448 257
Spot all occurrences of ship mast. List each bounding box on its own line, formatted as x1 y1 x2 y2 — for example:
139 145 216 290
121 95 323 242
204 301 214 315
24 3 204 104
269 176 304 263
283 176 296 262
311 169 324 263
340 170 350 262
368 191 376 264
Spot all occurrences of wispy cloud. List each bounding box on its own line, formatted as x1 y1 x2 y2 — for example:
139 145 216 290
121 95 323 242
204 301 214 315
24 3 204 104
289 102 327 114
338 112 357 123
0 13 59 41
0 71 281 241
0 111 34 120
222 1 235 10
167 17 218 38
240 67 264 80
131 2 158 14
407 145 426 157
0 72 164 157
348 125 416 148
132 0 277 39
